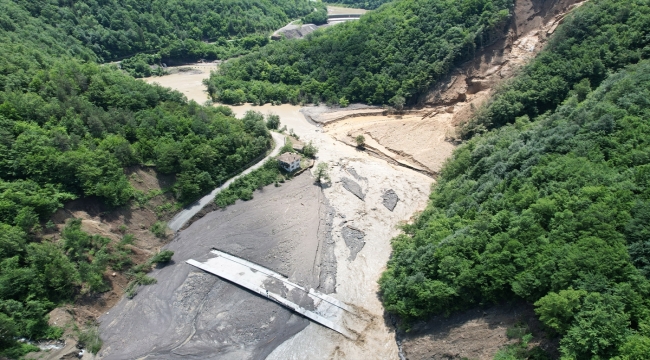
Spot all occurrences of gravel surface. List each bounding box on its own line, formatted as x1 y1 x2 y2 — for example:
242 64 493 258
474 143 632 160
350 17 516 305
98 173 330 360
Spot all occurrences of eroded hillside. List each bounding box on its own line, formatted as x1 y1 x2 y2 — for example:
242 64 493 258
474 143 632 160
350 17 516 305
311 0 586 176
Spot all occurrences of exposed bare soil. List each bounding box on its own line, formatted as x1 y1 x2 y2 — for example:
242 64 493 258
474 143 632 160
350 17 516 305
142 63 218 104
399 302 558 360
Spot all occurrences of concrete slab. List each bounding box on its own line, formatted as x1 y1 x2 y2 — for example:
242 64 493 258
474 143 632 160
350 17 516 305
187 249 368 340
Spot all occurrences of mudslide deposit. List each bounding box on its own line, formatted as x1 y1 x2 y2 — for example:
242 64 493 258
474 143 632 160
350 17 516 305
318 0 586 175
95 2 586 358
99 173 333 359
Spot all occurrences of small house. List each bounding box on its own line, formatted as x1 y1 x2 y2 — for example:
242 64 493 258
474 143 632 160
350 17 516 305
278 153 301 172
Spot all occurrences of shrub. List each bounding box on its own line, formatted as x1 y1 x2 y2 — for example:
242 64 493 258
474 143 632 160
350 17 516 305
150 221 167 239
78 325 103 354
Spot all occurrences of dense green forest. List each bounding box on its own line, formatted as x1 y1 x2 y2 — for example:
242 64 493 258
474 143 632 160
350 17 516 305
323 0 392 10
205 0 513 106
11 0 314 62
302 2 329 26
0 1 272 356
380 1 650 358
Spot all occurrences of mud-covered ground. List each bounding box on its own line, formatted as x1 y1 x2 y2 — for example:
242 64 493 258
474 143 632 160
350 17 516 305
142 64 217 105
98 173 335 359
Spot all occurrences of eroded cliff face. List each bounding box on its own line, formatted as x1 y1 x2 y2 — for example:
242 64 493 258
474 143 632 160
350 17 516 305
319 0 588 178
420 0 586 126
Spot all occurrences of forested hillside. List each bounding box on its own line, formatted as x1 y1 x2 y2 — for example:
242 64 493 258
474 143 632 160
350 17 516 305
323 0 392 10
0 1 271 356
10 0 314 62
380 0 650 358
462 0 650 137
206 0 513 106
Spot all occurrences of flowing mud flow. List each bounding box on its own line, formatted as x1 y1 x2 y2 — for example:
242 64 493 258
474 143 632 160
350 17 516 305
95 2 586 358
100 82 432 359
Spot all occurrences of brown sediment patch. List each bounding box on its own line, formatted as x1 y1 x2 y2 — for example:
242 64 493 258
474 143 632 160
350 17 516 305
398 301 558 360
325 113 454 174
142 63 217 104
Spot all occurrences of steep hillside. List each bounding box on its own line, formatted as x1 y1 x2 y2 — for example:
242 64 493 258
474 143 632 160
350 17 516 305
462 0 650 136
11 0 314 62
380 0 650 358
205 0 514 106
0 1 272 357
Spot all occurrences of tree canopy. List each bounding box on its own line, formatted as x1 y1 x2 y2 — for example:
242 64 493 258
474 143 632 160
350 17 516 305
379 1 650 358
12 0 314 62
0 1 273 356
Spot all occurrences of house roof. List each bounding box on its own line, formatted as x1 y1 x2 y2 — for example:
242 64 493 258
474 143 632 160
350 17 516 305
278 152 301 164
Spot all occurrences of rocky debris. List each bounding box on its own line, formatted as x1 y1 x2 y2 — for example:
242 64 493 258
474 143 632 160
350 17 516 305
272 24 319 40
341 177 365 200
346 167 367 182
341 226 366 261
382 189 399 211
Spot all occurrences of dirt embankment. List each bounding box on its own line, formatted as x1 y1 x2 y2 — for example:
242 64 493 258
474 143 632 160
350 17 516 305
398 302 558 360
30 167 177 360
321 0 586 176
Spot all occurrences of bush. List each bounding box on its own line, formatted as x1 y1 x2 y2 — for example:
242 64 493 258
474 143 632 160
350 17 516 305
150 222 168 239
78 325 103 354
266 113 281 130
150 250 174 264
355 135 366 147
302 141 318 158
